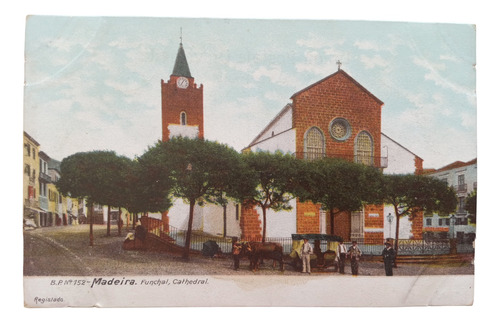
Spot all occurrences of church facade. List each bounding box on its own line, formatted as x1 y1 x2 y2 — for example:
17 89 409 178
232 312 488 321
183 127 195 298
240 67 423 243
160 42 423 243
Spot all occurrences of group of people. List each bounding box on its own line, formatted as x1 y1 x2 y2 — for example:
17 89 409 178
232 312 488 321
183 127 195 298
232 237 396 276
301 239 362 275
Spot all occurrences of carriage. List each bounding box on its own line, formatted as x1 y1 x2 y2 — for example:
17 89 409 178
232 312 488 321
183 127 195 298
290 234 344 271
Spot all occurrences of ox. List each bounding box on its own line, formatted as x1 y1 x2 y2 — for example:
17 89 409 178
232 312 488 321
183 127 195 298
243 241 284 272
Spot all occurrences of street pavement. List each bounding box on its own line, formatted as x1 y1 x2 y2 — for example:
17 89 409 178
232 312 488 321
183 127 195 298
23 224 474 277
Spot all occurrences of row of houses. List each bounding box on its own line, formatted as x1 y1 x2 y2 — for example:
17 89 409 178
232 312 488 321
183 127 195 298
23 131 136 229
23 131 74 228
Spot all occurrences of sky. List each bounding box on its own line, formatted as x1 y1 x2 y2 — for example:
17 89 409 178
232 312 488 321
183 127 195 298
23 16 476 169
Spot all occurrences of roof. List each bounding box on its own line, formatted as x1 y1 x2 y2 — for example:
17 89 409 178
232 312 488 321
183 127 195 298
38 151 50 160
245 104 293 149
171 43 192 78
290 69 384 105
427 158 477 174
382 132 423 160
23 131 40 146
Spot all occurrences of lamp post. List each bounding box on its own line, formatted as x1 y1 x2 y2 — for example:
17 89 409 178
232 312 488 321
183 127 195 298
450 214 457 254
387 213 394 238
450 214 456 239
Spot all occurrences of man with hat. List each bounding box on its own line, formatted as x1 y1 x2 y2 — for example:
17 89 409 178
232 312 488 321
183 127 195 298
301 238 313 274
348 241 362 275
382 241 396 276
336 240 348 274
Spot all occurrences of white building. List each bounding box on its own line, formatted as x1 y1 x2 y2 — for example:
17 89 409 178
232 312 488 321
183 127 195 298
423 158 477 241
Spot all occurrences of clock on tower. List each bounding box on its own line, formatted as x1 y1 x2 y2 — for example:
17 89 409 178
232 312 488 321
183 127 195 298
161 41 204 142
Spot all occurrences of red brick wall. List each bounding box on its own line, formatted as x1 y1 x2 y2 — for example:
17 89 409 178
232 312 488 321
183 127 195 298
324 210 351 238
414 156 424 175
161 76 204 142
296 200 321 233
411 209 424 240
364 204 385 244
292 71 382 166
364 232 384 244
364 204 384 228
239 205 262 241
292 71 383 240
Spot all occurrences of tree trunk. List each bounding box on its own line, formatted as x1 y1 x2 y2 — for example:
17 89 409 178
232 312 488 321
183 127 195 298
261 206 267 243
89 201 94 247
118 208 122 236
183 199 196 260
330 209 335 235
106 205 111 236
223 204 227 238
394 210 401 268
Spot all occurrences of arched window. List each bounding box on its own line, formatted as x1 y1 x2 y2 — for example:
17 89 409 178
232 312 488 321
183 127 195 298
304 127 325 160
355 131 373 166
180 112 187 125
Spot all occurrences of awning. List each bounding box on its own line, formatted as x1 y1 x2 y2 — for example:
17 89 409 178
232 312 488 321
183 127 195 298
23 206 47 217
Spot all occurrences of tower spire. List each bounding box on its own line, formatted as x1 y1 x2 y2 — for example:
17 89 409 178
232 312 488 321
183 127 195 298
171 32 192 78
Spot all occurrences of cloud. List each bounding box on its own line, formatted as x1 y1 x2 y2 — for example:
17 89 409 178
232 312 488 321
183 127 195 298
413 56 476 105
360 54 389 69
354 36 401 55
252 65 302 88
297 33 345 49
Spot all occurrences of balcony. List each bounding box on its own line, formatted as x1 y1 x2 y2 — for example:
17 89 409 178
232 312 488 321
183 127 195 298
293 152 388 168
39 172 51 183
455 184 468 193
24 198 39 209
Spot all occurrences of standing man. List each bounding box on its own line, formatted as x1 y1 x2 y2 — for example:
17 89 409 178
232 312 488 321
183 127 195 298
348 241 362 276
337 240 348 274
382 242 396 276
301 238 313 274
232 237 242 271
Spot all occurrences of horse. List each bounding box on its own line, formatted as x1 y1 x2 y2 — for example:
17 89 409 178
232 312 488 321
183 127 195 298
242 241 284 272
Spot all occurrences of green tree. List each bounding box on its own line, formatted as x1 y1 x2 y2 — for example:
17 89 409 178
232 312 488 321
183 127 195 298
101 154 134 236
241 151 302 242
382 174 457 266
142 137 245 260
57 151 127 246
297 158 384 236
118 156 173 232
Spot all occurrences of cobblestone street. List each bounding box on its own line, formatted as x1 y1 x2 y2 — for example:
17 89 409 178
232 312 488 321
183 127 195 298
24 225 474 277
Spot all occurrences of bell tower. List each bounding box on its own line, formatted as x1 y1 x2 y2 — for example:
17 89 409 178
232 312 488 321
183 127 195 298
161 40 204 142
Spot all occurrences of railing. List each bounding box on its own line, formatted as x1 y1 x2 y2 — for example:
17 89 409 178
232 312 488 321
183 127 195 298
140 217 164 237
292 152 388 168
141 219 234 254
39 172 51 183
455 183 468 193
139 219 473 256
397 239 450 255
24 198 39 209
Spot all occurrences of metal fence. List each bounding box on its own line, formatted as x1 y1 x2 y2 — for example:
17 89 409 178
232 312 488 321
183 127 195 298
143 221 473 256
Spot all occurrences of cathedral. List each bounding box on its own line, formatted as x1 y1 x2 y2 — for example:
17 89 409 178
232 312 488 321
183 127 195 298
161 41 423 243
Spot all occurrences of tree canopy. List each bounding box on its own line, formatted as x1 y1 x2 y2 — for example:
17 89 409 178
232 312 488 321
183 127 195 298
142 137 247 259
57 150 131 245
241 151 302 242
382 174 457 265
297 158 384 235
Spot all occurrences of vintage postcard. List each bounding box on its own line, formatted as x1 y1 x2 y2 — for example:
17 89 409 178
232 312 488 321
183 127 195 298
23 16 476 307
